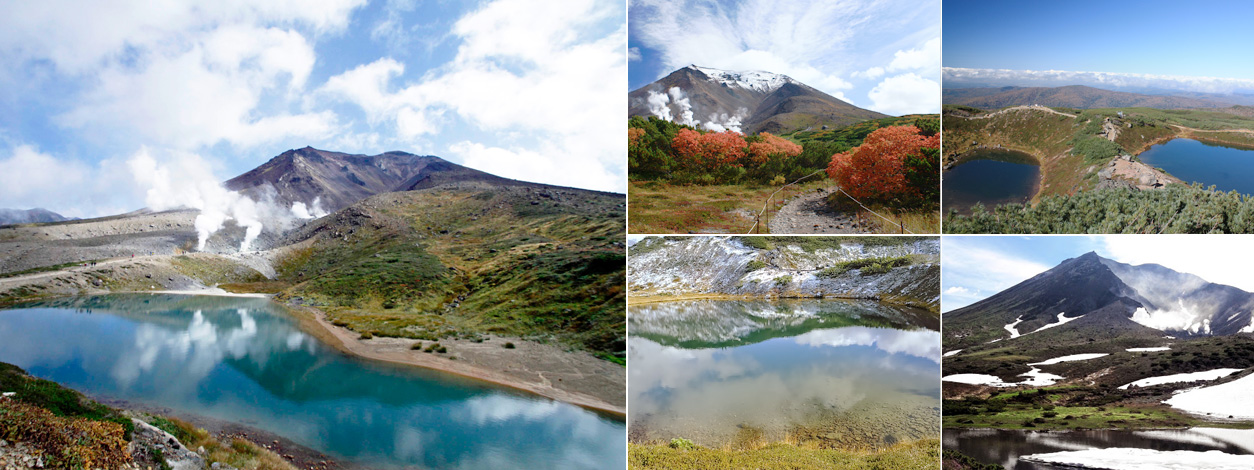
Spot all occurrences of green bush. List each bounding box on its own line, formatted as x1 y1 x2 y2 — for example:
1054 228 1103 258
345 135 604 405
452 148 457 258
773 275 792 286
359 331 373 340
668 438 695 450
745 260 767 271
503 342 516 349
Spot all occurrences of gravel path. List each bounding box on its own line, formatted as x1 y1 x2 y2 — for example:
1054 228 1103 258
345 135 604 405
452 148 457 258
767 187 870 234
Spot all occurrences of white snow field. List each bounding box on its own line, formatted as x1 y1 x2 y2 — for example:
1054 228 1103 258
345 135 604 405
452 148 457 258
1118 368 1242 390
1166 371 1254 419
942 367 1063 387
943 349 963 357
1029 353 1108 366
1021 448 1254 470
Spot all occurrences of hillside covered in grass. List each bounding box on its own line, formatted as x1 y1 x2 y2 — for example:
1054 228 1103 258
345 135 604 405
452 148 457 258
268 182 626 358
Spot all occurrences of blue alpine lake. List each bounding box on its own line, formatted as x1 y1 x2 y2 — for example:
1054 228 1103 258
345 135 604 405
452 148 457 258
0 294 625 470
943 149 1040 215
1137 138 1254 195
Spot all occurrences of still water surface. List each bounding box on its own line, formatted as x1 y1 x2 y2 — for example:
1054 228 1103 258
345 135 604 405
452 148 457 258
945 427 1254 470
628 299 940 449
1137 138 1254 195
0 294 625 470
943 149 1040 215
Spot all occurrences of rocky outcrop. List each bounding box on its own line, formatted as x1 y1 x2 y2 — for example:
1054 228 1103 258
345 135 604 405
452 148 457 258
629 236 940 311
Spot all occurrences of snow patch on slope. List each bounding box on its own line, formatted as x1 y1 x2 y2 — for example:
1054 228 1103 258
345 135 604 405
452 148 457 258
1034 312 1081 333
1166 371 1254 419
1004 316 1024 338
1118 368 1242 390
1029 353 1108 366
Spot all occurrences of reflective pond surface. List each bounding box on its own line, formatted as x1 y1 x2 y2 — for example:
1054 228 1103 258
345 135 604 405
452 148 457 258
0 294 625 470
1137 138 1254 195
945 427 1254 470
943 148 1040 215
628 299 940 450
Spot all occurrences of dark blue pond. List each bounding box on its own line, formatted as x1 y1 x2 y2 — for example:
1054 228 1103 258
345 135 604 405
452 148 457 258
943 149 1040 215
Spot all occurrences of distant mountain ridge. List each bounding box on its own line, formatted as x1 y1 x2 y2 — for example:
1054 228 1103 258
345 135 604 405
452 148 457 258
629 65 889 135
0 208 73 226
945 252 1254 351
944 85 1228 110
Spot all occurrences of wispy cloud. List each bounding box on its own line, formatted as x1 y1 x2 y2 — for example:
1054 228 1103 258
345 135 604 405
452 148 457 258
630 0 939 114
941 238 1051 312
944 67 1254 94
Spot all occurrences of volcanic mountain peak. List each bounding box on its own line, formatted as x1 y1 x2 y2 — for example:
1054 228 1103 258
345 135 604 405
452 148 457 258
225 146 508 214
947 251 1254 346
688 65 794 93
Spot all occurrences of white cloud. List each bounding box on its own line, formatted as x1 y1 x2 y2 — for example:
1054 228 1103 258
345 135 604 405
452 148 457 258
1101 235 1254 292
944 67 1254 94
867 73 940 115
0 145 138 217
944 286 973 295
630 0 871 98
58 25 338 150
853 66 885 80
321 0 627 193
628 46 642 61
942 238 1051 312
887 37 940 72
0 0 366 73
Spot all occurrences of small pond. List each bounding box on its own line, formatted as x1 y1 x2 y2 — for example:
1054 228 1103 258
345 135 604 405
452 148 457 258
628 299 940 450
943 148 1040 215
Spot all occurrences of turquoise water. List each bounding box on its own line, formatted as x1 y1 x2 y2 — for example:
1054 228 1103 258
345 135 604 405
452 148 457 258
1137 138 1254 195
0 294 624 470
628 300 940 449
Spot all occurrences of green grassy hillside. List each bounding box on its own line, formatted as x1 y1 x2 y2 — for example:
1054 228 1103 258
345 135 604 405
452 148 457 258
273 184 626 358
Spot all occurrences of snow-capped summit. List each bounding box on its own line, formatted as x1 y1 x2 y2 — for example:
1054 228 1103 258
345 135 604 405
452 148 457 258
688 65 794 93
628 65 887 135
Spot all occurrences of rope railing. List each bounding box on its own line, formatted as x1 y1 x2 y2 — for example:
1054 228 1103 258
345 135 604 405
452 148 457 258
746 170 916 235
746 170 825 234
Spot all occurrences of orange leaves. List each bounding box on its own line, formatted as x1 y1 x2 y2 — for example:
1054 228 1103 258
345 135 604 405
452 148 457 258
826 125 939 202
672 128 747 172
747 132 803 164
628 127 645 148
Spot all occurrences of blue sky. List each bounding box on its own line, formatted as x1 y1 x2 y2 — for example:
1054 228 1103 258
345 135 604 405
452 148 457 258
942 235 1254 313
944 0 1254 93
628 0 941 116
0 0 626 218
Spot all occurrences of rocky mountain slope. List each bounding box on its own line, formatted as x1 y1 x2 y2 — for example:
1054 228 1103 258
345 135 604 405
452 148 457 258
225 146 516 213
944 85 1225 110
628 65 888 135
628 236 939 312
943 252 1254 389
945 252 1254 352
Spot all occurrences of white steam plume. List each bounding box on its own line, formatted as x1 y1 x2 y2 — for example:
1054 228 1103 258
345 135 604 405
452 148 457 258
646 89 672 121
127 148 320 252
668 87 695 126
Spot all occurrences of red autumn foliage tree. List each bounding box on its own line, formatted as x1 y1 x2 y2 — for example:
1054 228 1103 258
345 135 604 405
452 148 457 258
672 128 747 172
826 125 940 202
747 132 803 164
